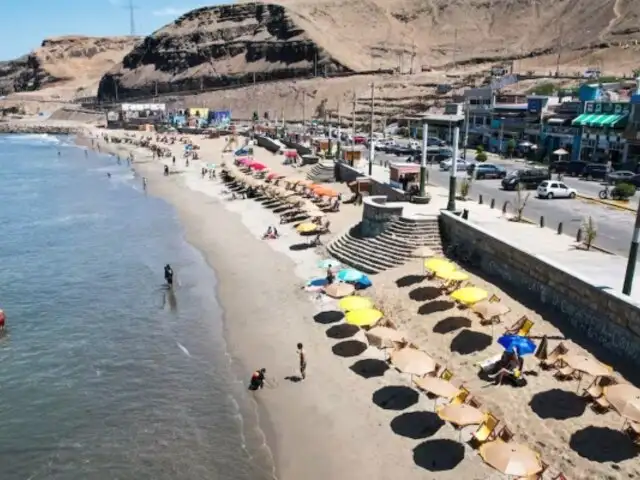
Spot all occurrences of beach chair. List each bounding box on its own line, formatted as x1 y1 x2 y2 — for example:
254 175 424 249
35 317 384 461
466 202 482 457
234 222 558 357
517 318 534 337
475 353 503 373
440 368 454 381
540 342 569 370
553 364 577 381
496 425 514 443
504 316 528 335
583 376 617 413
469 413 500 447
468 396 483 409
624 421 640 444
449 387 470 406
488 294 501 303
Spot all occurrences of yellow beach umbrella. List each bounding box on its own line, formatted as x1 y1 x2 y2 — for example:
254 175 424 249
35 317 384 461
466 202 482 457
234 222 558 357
450 286 488 305
436 270 469 282
345 308 383 327
296 222 318 233
339 296 374 311
425 258 456 273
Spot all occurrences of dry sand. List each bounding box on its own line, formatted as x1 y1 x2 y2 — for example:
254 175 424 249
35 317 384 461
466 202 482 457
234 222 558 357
79 127 640 480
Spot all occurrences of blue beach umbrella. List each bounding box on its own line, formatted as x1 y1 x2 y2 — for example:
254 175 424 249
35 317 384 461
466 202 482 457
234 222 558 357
337 268 364 283
497 335 537 356
306 277 328 287
355 275 373 289
318 259 341 269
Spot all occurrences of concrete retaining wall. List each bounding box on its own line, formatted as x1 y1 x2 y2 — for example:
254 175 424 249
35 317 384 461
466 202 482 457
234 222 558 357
439 211 640 365
335 162 408 202
361 196 403 237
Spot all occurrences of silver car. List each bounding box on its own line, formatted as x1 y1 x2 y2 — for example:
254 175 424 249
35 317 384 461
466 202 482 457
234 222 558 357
440 158 471 172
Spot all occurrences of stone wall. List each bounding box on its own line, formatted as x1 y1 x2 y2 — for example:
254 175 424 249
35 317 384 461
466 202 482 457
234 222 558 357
335 161 408 201
439 211 640 365
361 196 403 237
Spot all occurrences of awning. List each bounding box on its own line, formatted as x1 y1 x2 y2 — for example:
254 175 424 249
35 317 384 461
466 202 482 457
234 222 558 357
572 113 628 128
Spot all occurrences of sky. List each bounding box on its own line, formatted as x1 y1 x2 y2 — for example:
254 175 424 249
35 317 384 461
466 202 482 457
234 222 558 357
0 0 216 60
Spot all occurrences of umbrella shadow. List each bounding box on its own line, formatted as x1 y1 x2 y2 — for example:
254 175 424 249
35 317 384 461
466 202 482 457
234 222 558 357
409 286 441 302
396 274 425 288
570 426 640 463
290 243 314 251
529 389 586 420
413 439 465 472
390 411 445 439
313 310 344 324
325 324 359 339
349 358 389 379
450 329 492 355
331 340 368 358
372 385 419 410
433 316 471 335
418 300 455 315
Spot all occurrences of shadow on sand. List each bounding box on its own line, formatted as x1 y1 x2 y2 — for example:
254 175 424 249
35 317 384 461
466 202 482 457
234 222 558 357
418 300 455 315
396 274 425 288
325 324 359 339
331 340 368 358
433 316 472 334
372 385 419 410
409 286 441 302
529 389 586 420
450 329 492 355
349 358 389 379
289 243 314 251
569 426 640 463
313 310 344 325
390 411 445 439
413 439 465 472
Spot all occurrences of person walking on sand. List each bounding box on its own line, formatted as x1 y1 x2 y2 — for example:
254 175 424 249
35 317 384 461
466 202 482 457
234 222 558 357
142 177 147 191
297 343 307 380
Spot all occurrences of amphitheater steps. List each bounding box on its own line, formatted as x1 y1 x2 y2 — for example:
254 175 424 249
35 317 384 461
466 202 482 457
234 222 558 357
306 161 335 182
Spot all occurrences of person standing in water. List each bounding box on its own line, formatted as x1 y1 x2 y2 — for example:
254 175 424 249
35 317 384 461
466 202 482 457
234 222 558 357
164 264 174 287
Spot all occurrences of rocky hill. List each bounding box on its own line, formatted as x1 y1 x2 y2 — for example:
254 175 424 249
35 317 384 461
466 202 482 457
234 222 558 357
0 36 139 100
98 0 640 102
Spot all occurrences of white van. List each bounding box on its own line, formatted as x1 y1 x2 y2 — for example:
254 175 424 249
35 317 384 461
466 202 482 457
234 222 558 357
584 68 601 79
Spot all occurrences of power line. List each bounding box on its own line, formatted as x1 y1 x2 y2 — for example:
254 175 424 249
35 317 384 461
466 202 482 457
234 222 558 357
123 0 139 36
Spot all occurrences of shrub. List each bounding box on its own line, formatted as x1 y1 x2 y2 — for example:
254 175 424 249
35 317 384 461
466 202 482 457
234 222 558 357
458 178 472 200
582 216 597 251
506 183 530 222
476 150 488 162
613 183 636 199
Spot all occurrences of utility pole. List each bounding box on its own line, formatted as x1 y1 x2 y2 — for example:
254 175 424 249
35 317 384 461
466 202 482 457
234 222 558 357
411 42 416 74
623 205 640 295
447 125 460 211
368 82 375 176
419 122 428 196
462 98 470 160
452 28 458 69
351 91 357 148
302 91 307 134
314 53 318 77
337 99 341 139
555 23 564 77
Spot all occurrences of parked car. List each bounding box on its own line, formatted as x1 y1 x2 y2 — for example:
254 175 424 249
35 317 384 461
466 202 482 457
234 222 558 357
549 160 587 176
468 163 507 179
606 170 636 185
501 168 550 190
536 180 577 199
580 163 609 181
440 158 472 172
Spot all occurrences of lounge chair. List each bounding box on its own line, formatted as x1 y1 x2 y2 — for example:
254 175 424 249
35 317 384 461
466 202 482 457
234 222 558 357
440 368 454 381
504 316 528 335
475 353 503 373
488 294 501 303
449 387 470 406
467 396 483 409
469 413 500 447
496 425 514 443
554 364 577 381
517 318 534 337
540 342 569 369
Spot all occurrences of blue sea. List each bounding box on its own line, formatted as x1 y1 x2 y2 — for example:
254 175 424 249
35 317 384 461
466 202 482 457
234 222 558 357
0 134 274 480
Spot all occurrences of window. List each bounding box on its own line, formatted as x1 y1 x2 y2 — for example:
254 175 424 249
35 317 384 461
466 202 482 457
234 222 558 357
559 183 568 189
550 182 558 188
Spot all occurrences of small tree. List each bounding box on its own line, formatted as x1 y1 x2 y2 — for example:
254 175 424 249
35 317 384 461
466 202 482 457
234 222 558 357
458 177 472 200
506 183 530 222
475 145 488 162
252 111 259 123
506 139 516 158
582 216 597 251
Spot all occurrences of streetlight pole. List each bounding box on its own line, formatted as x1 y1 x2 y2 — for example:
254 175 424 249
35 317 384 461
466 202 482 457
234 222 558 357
463 98 470 160
419 122 428 196
368 82 375 176
623 204 640 295
447 125 460 211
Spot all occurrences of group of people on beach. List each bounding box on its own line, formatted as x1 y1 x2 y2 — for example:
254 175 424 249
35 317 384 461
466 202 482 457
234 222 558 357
250 343 307 390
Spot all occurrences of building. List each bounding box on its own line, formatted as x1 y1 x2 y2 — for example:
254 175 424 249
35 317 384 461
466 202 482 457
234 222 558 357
622 87 640 169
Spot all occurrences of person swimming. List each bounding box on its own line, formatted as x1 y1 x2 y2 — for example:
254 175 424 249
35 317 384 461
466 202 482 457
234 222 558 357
164 264 174 286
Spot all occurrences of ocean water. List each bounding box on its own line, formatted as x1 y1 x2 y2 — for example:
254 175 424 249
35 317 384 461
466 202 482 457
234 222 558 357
0 134 274 480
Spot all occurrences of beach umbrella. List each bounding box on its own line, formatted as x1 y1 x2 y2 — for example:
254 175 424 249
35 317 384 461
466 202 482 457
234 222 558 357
345 308 383 327
437 403 484 426
479 441 542 478
318 259 341 269
498 335 537 356
412 246 436 258
365 326 407 349
339 296 374 311
337 268 365 283
296 222 318 234
250 162 267 171
323 283 355 299
450 286 488 305
304 277 328 292
425 258 456 273
389 348 437 376
472 301 510 320
560 353 611 377
436 270 469 282
605 384 640 423
414 376 459 400
553 148 569 156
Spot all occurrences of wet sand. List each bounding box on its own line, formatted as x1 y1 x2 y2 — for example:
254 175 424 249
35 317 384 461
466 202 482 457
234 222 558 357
81 128 640 480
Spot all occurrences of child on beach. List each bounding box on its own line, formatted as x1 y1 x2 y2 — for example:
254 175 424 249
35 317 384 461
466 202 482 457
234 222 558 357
249 368 267 390
297 343 307 380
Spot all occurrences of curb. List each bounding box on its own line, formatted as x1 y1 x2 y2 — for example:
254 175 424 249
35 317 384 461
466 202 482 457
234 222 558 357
577 193 636 212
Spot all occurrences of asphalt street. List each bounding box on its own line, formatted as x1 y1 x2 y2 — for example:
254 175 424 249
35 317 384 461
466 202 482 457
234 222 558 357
370 149 637 257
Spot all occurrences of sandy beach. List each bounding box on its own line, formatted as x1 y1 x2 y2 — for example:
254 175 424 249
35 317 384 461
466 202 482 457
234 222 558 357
75 127 640 480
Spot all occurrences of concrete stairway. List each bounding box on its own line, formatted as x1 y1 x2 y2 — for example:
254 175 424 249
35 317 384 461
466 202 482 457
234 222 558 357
306 161 335 182
327 216 443 274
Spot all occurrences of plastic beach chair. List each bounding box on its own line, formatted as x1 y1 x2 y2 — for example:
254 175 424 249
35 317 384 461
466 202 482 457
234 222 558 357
496 425 514 443
470 413 500 446
517 318 534 337
504 315 528 335
449 387 470 406
540 342 569 369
